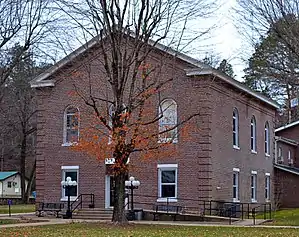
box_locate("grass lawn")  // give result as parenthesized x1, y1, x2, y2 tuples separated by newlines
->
(0, 204, 35, 214)
(268, 208, 299, 226)
(0, 223, 299, 237)
(0, 219, 19, 225)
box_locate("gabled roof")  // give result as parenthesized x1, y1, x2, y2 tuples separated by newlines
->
(275, 120, 299, 132)
(0, 171, 18, 181)
(185, 68, 279, 109)
(274, 164, 299, 176)
(30, 36, 209, 88)
(30, 35, 280, 109)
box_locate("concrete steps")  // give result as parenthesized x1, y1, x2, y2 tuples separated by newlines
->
(72, 208, 113, 220)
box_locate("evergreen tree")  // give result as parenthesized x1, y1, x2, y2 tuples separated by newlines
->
(243, 17, 299, 122)
(217, 59, 235, 78)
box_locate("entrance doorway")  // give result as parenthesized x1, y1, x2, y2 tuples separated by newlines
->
(105, 175, 129, 209)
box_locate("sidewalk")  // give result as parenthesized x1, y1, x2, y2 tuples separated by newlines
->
(1, 214, 299, 229)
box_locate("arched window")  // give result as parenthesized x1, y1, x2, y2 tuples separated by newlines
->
(159, 99, 178, 143)
(233, 108, 239, 148)
(251, 116, 257, 152)
(108, 104, 115, 144)
(63, 106, 79, 144)
(264, 122, 270, 155)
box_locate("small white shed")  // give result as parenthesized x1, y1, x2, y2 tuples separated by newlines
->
(0, 172, 28, 198)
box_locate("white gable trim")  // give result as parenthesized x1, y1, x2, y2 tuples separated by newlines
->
(185, 68, 280, 109)
(30, 35, 208, 88)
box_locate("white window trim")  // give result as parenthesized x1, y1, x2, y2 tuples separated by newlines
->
(157, 164, 178, 200)
(158, 99, 178, 144)
(251, 172, 257, 202)
(61, 166, 79, 170)
(251, 116, 257, 152)
(233, 145, 240, 150)
(158, 164, 178, 168)
(62, 106, 80, 145)
(61, 166, 79, 200)
(233, 169, 240, 202)
(157, 198, 178, 202)
(233, 108, 239, 148)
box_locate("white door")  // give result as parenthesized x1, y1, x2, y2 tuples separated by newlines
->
(105, 175, 114, 208)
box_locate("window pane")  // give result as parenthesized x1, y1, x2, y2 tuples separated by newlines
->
(233, 187, 237, 198)
(64, 171, 78, 197)
(66, 186, 77, 197)
(233, 173, 236, 185)
(233, 133, 236, 146)
(162, 170, 175, 183)
(65, 171, 77, 181)
(66, 129, 78, 142)
(161, 185, 175, 197)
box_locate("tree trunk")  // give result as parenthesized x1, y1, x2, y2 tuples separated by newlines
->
(20, 133, 27, 203)
(25, 160, 36, 203)
(112, 171, 127, 223)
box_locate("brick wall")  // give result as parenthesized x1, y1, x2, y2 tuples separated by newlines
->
(208, 77, 275, 204)
(34, 42, 277, 209)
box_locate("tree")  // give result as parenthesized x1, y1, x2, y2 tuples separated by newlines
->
(201, 54, 235, 78)
(243, 20, 299, 122)
(0, 0, 58, 101)
(202, 53, 221, 68)
(57, 0, 216, 223)
(0, 44, 48, 203)
(236, 0, 299, 63)
(217, 59, 235, 78)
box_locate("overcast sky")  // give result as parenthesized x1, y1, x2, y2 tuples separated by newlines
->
(204, 0, 252, 81)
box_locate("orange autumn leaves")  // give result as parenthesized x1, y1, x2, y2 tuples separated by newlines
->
(68, 62, 199, 173)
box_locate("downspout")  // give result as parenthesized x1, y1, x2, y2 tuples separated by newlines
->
(1, 181, 3, 198)
(274, 136, 278, 164)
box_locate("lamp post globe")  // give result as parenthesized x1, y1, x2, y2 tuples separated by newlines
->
(125, 176, 140, 220)
(61, 176, 77, 219)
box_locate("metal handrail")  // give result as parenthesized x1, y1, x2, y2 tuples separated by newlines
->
(251, 203, 271, 225)
(132, 194, 271, 223)
(70, 193, 94, 213)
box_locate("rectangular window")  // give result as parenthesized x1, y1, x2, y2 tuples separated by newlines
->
(233, 169, 240, 202)
(251, 172, 257, 202)
(251, 117, 257, 152)
(288, 150, 293, 165)
(61, 166, 79, 200)
(264, 123, 270, 155)
(233, 109, 239, 148)
(158, 164, 178, 201)
(265, 174, 270, 201)
(278, 147, 283, 162)
(7, 182, 12, 188)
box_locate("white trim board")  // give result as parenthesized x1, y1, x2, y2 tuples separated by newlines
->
(61, 166, 79, 170)
(275, 120, 299, 132)
(157, 164, 178, 168)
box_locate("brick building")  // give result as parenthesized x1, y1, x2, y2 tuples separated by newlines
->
(274, 121, 299, 208)
(30, 37, 279, 210)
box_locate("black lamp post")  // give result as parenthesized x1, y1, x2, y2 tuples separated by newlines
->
(125, 176, 140, 220)
(61, 176, 77, 219)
